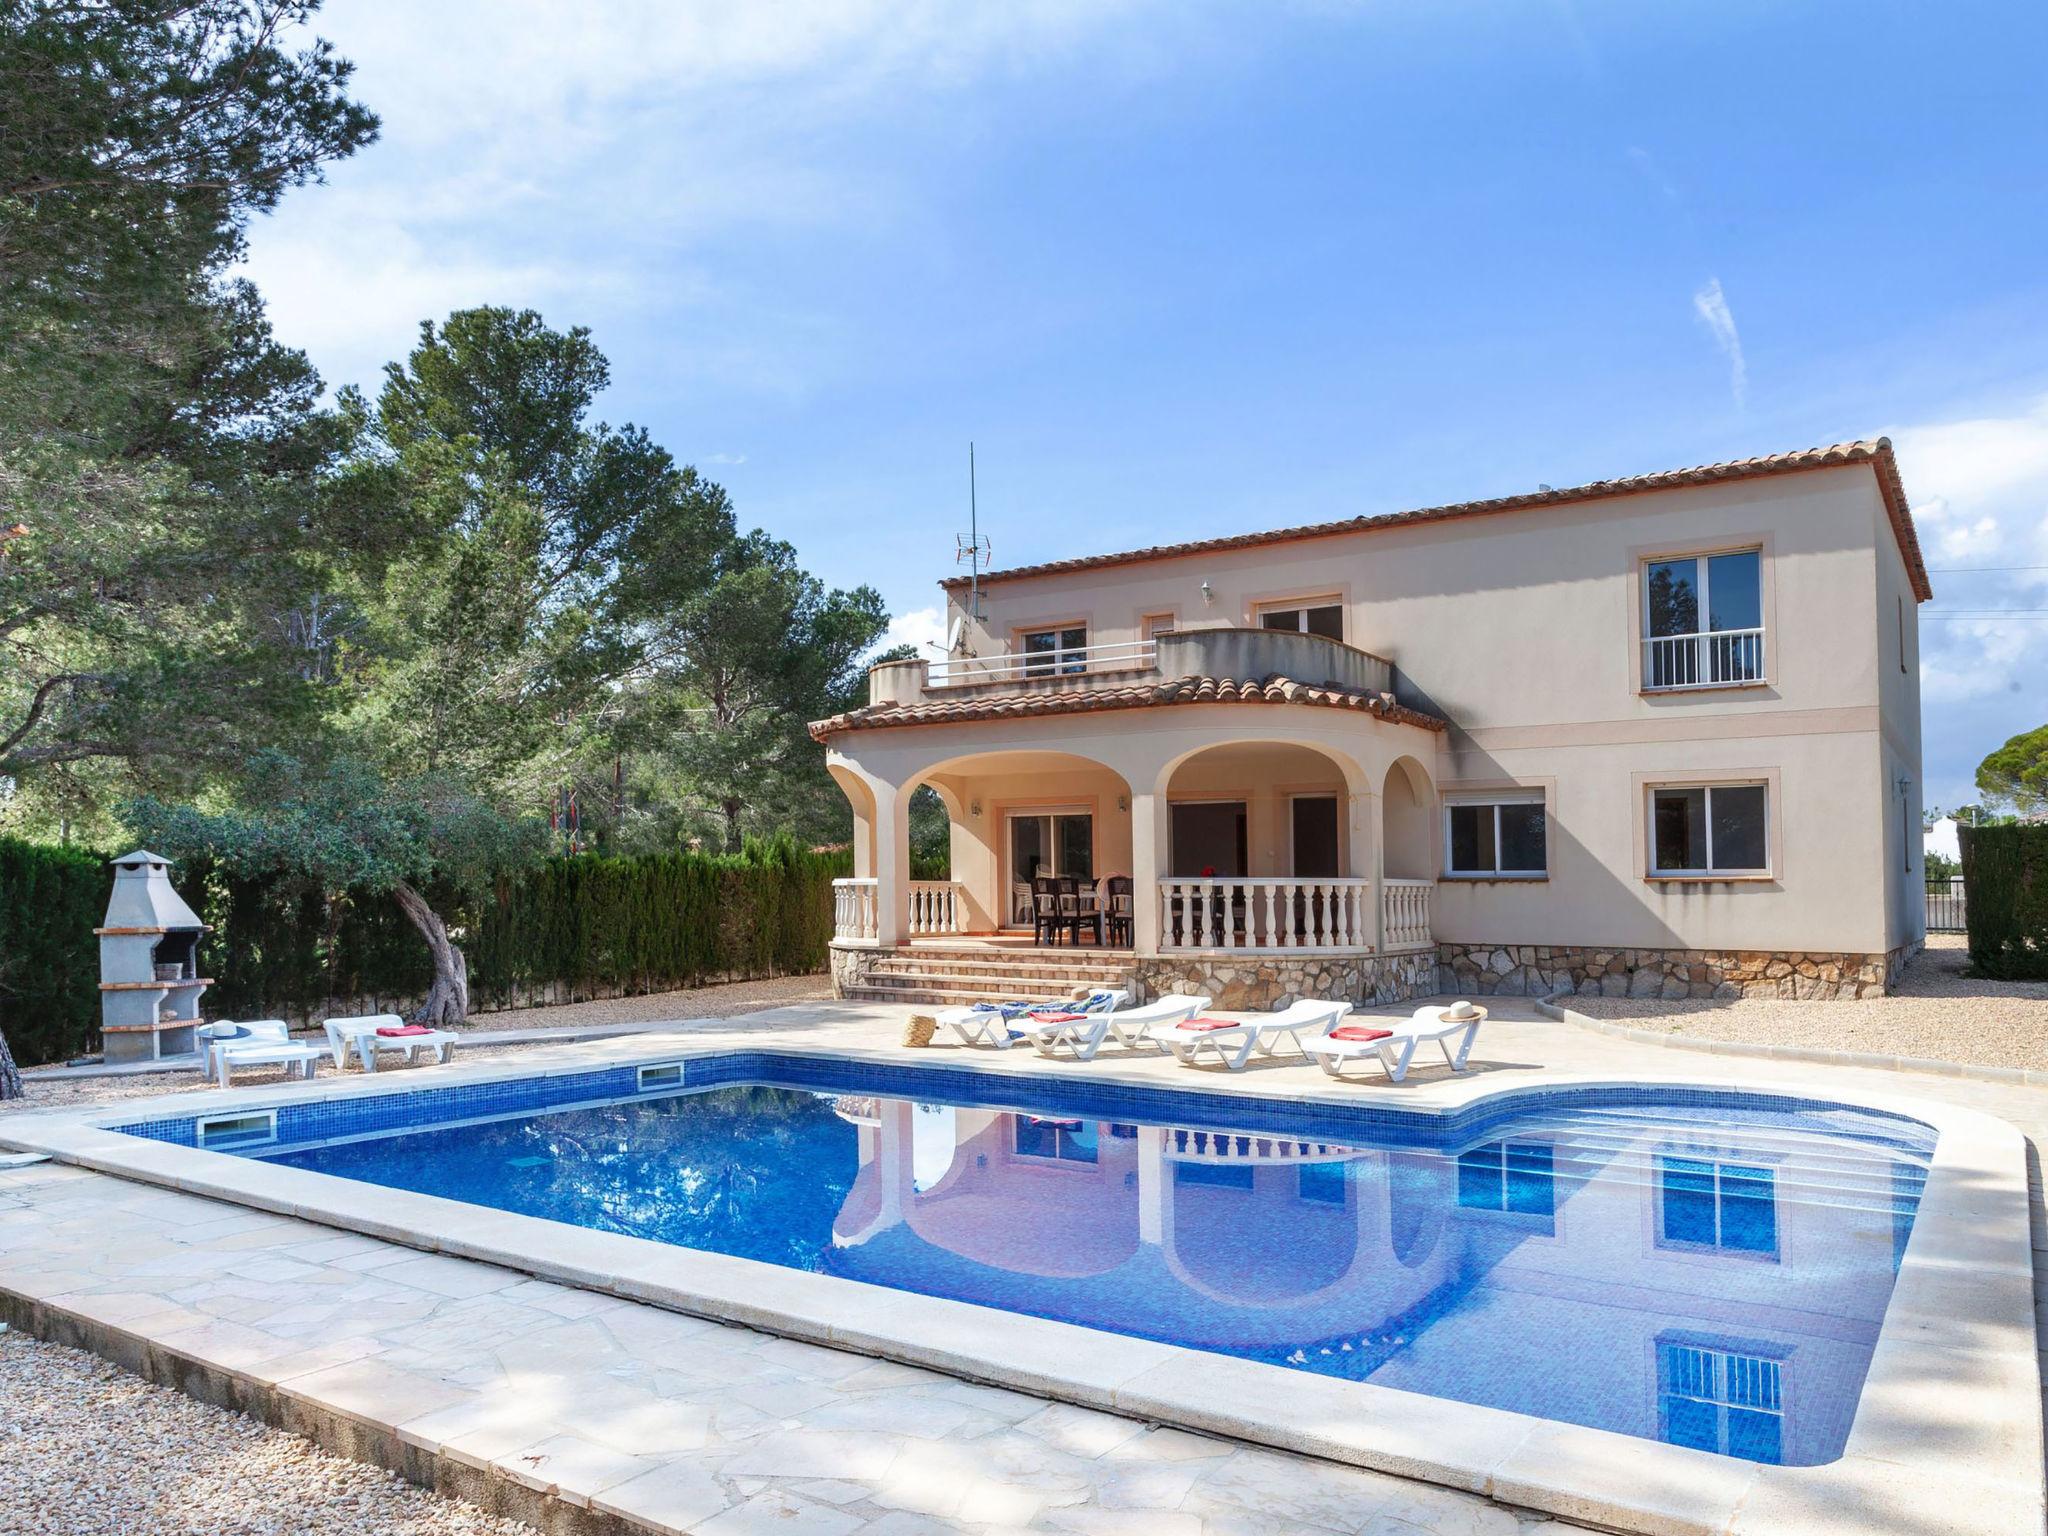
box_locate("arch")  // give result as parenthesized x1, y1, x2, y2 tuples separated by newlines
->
(1157, 738, 1370, 880)
(898, 748, 1136, 936)
(827, 763, 879, 877)
(1381, 754, 1436, 881)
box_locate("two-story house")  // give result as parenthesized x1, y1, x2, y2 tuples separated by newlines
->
(811, 440, 1928, 1009)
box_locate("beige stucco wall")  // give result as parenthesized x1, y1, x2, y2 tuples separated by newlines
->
(831, 462, 1923, 957)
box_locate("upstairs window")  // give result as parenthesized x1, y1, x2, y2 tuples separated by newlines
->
(1445, 794, 1547, 878)
(1259, 601, 1344, 640)
(1643, 549, 1763, 689)
(1020, 625, 1088, 676)
(1659, 1341, 1784, 1464)
(1650, 783, 1768, 876)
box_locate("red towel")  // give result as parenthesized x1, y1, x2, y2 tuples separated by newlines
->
(376, 1024, 433, 1037)
(1328, 1026, 1394, 1043)
(1176, 1017, 1241, 1032)
(1028, 1011, 1087, 1024)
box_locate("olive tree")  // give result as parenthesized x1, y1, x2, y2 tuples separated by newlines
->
(128, 753, 540, 1025)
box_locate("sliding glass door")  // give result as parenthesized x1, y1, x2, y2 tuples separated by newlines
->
(1006, 810, 1094, 925)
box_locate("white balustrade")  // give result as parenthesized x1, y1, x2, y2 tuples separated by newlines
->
(1163, 1127, 1368, 1165)
(928, 638, 1156, 689)
(1380, 877, 1434, 952)
(1642, 627, 1766, 690)
(832, 877, 878, 942)
(1155, 877, 1375, 952)
(908, 880, 964, 936)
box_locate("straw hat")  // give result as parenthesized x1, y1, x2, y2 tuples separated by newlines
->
(1442, 999, 1485, 1022)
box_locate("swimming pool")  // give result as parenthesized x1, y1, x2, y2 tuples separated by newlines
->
(119, 1054, 1934, 1468)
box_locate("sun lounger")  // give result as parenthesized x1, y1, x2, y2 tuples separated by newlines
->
(204, 1020, 325, 1088)
(1017, 992, 1209, 1061)
(1307, 1003, 1488, 1083)
(936, 989, 1130, 1049)
(1146, 998, 1352, 1072)
(321, 1013, 458, 1072)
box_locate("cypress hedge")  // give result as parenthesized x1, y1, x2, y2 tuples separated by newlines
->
(1959, 823, 2048, 980)
(0, 837, 111, 1067)
(0, 840, 861, 1066)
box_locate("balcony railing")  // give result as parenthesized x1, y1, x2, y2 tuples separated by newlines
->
(1642, 627, 1766, 691)
(1380, 878, 1434, 952)
(832, 877, 964, 940)
(1157, 877, 1376, 952)
(833, 878, 878, 941)
(928, 638, 1157, 689)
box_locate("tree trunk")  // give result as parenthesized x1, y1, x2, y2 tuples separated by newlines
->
(721, 797, 743, 855)
(393, 880, 469, 1027)
(0, 1027, 21, 1101)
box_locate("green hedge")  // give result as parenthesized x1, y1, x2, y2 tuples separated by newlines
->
(1959, 823, 2048, 980)
(0, 837, 112, 1067)
(0, 841, 856, 1066)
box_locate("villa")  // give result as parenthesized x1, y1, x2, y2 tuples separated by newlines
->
(815, 440, 1930, 1008)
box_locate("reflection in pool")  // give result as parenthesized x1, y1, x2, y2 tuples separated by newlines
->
(268, 1080, 1931, 1467)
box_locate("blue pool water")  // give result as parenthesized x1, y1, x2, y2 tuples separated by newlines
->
(127, 1058, 1934, 1466)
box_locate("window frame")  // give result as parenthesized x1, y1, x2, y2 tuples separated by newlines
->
(1016, 622, 1090, 676)
(1646, 781, 1770, 879)
(1654, 1152, 1781, 1261)
(1638, 545, 1767, 692)
(1253, 596, 1345, 640)
(1442, 791, 1548, 880)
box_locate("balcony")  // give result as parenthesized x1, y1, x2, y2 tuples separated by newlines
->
(1642, 627, 1767, 691)
(874, 626, 1394, 705)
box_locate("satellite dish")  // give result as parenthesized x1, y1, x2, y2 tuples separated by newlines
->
(945, 614, 966, 653)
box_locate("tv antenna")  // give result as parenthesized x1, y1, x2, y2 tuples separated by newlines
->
(953, 442, 992, 648)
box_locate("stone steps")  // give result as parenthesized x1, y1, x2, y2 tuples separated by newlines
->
(846, 945, 1137, 1009)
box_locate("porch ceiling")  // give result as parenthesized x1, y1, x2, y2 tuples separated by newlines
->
(808, 672, 1446, 741)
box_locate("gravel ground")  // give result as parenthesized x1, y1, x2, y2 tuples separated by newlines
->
(1569, 935, 2048, 1070)
(1, 972, 832, 1117)
(0, 1327, 531, 1536)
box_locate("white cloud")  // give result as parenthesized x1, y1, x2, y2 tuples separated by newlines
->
(1691, 277, 1746, 408)
(1889, 395, 2048, 804)
(244, 1, 1171, 392)
(881, 605, 949, 657)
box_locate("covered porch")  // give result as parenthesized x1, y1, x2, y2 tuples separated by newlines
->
(818, 687, 1445, 1003)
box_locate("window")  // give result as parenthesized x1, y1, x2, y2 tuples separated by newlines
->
(1649, 783, 1767, 876)
(1141, 612, 1177, 639)
(1659, 1342, 1783, 1464)
(1013, 1116, 1098, 1164)
(1020, 625, 1088, 676)
(1259, 601, 1344, 640)
(1642, 549, 1763, 688)
(1298, 1161, 1348, 1205)
(1657, 1155, 1778, 1256)
(1444, 795, 1546, 877)
(1455, 1140, 1555, 1230)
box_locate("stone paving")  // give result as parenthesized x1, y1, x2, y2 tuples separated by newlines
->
(6, 994, 2048, 1535)
(0, 1157, 1588, 1536)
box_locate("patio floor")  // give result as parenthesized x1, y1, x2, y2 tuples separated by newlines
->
(4, 997, 2045, 1536)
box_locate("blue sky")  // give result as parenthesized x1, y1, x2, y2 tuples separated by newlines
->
(249, 1, 2048, 811)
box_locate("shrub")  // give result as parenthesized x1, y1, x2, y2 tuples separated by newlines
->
(0, 841, 854, 1065)
(0, 837, 111, 1067)
(1959, 823, 2048, 980)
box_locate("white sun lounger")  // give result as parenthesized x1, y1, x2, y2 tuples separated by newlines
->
(1146, 998, 1352, 1072)
(1307, 1004, 1488, 1083)
(1018, 992, 1210, 1061)
(321, 1013, 458, 1072)
(203, 1020, 325, 1088)
(936, 989, 1130, 1050)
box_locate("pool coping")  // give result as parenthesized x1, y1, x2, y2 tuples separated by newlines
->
(3, 1029, 2042, 1536)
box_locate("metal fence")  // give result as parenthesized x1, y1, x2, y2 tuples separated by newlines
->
(1925, 877, 1967, 933)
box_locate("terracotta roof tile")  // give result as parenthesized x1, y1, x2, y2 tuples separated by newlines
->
(809, 674, 1446, 741)
(939, 439, 1933, 602)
